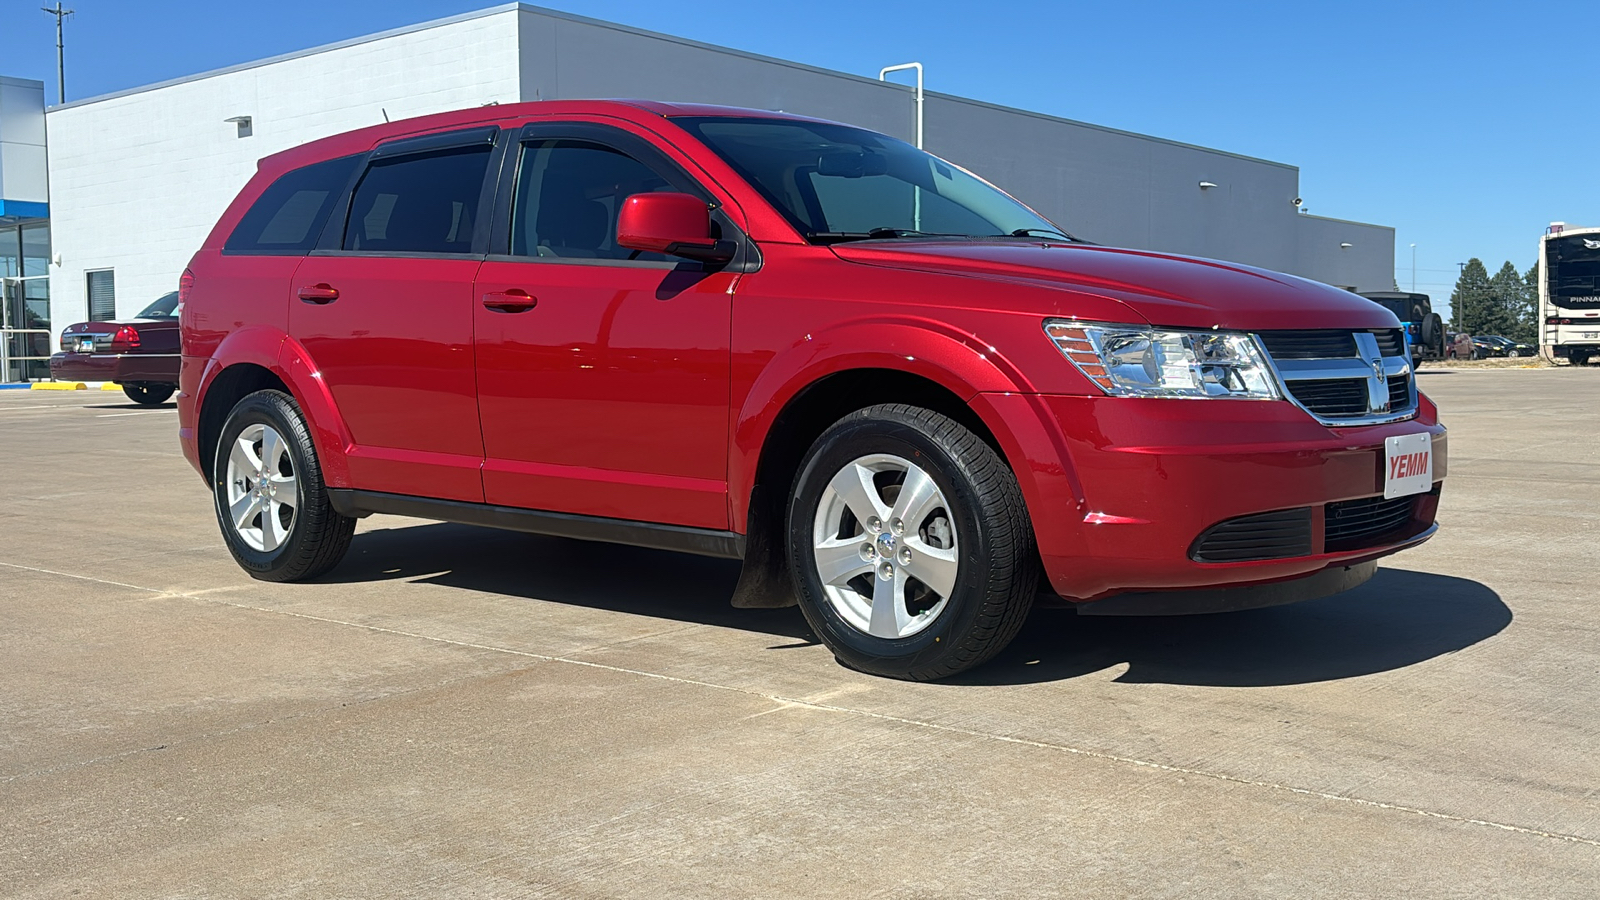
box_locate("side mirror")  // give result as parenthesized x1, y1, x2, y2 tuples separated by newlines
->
(616, 192, 736, 265)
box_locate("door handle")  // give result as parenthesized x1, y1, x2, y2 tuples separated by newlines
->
(298, 284, 339, 304)
(482, 289, 537, 313)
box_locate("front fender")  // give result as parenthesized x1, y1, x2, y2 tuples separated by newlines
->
(730, 317, 1046, 531)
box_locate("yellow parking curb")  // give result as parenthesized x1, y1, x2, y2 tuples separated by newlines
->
(31, 382, 87, 391)
(101, 382, 122, 390)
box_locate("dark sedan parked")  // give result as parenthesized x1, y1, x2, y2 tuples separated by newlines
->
(1474, 335, 1537, 358)
(50, 292, 180, 405)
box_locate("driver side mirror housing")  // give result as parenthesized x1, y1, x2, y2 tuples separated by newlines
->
(616, 192, 736, 265)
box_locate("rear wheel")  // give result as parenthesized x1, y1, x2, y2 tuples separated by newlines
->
(122, 383, 175, 406)
(213, 390, 354, 581)
(787, 404, 1037, 681)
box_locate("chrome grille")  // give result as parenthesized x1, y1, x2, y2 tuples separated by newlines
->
(1255, 329, 1416, 425)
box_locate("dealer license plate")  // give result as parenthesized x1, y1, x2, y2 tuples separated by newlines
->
(1384, 432, 1433, 499)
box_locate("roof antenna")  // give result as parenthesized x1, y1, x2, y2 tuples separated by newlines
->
(381, 108, 390, 123)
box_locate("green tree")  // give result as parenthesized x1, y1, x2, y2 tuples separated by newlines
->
(1450, 258, 1493, 332)
(1520, 262, 1541, 342)
(1484, 261, 1527, 338)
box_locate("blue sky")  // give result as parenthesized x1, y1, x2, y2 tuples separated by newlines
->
(2, 1, 1591, 305)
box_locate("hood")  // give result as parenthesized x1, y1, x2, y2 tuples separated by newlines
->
(831, 240, 1399, 332)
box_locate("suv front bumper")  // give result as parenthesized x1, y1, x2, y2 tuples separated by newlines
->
(981, 391, 1447, 603)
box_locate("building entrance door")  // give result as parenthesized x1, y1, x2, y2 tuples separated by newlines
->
(1, 275, 51, 383)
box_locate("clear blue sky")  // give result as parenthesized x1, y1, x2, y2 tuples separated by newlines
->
(3, 0, 1592, 306)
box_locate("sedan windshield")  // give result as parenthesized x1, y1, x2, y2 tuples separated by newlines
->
(136, 292, 180, 319)
(672, 116, 1067, 243)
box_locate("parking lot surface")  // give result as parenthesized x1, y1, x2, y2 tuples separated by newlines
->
(2, 369, 1597, 898)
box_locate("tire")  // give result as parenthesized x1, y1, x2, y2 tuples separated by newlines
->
(786, 404, 1038, 681)
(123, 383, 175, 406)
(212, 389, 355, 582)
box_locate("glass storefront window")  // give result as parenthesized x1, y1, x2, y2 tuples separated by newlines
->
(3, 222, 52, 382)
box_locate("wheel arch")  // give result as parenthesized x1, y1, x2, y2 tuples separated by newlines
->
(194, 331, 352, 487)
(728, 323, 1060, 609)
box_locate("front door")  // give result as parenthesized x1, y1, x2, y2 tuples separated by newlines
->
(289, 129, 499, 502)
(473, 128, 735, 529)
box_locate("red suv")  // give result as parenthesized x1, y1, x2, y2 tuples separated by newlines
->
(179, 101, 1445, 680)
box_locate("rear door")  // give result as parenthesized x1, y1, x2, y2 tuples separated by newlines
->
(289, 127, 502, 502)
(472, 121, 737, 528)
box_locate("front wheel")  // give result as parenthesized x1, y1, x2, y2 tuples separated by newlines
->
(212, 389, 355, 582)
(787, 404, 1037, 681)
(123, 383, 175, 406)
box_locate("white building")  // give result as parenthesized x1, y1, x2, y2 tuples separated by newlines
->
(41, 3, 1396, 328)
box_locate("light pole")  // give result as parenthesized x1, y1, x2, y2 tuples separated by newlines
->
(877, 62, 924, 149)
(1410, 243, 1417, 293)
(41, 3, 73, 105)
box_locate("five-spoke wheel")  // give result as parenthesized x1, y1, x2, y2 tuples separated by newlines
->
(789, 404, 1037, 681)
(212, 390, 354, 582)
(813, 454, 959, 640)
(225, 422, 299, 552)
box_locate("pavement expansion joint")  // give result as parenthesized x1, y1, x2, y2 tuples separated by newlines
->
(5, 559, 1599, 851)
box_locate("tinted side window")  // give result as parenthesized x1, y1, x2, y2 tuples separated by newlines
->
(511, 140, 675, 261)
(343, 145, 493, 254)
(225, 155, 360, 255)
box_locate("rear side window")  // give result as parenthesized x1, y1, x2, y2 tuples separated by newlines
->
(224, 155, 360, 255)
(343, 146, 493, 254)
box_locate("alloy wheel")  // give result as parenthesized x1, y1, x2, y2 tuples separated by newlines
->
(224, 423, 299, 552)
(811, 453, 959, 639)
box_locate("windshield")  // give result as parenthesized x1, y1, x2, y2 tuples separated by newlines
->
(673, 116, 1065, 243)
(135, 292, 179, 319)
(1546, 234, 1600, 308)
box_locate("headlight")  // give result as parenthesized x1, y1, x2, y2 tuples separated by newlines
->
(1045, 320, 1280, 399)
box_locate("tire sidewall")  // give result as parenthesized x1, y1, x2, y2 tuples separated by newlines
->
(212, 391, 312, 576)
(787, 413, 997, 675)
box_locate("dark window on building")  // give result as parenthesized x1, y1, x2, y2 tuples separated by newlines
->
(343, 145, 492, 254)
(86, 269, 115, 321)
(224, 154, 360, 256)
(511, 140, 674, 262)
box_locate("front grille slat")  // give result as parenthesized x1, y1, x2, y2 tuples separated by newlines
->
(1191, 507, 1313, 562)
(1286, 378, 1368, 417)
(1258, 331, 1357, 359)
(1257, 328, 1415, 422)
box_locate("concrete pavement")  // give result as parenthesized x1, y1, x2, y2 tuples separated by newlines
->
(1, 369, 1596, 898)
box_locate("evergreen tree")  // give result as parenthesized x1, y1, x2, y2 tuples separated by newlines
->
(1484, 261, 1526, 338)
(1520, 262, 1541, 342)
(1449, 258, 1493, 332)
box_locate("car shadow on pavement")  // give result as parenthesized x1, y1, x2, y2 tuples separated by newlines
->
(322, 525, 1508, 687)
(319, 521, 813, 640)
(955, 568, 1510, 688)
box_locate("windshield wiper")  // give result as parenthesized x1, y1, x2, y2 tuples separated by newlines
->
(807, 228, 963, 244)
(1009, 227, 1085, 242)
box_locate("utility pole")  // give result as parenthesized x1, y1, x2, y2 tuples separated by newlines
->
(1457, 261, 1467, 331)
(42, 3, 74, 105)
(1410, 243, 1417, 293)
